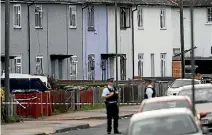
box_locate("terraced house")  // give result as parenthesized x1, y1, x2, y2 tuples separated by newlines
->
(170, 0, 212, 76)
(83, 0, 212, 79)
(1, 1, 83, 80)
(1, 0, 212, 80)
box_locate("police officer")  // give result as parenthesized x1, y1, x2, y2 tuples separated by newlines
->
(102, 78, 121, 134)
(144, 79, 156, 99)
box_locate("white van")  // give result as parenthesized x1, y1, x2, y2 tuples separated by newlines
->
(1, 73, 49, 88)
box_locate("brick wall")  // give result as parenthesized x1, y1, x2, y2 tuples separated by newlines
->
(172, 61, 182, 77)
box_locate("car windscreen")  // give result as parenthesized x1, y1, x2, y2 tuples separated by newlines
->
(130, 114, 198, 135)
(170, 80, 199, 88)
(178, 88, 212, 103)
(142, 100, 191, 112)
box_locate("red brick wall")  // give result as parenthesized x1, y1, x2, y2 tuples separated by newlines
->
(172, 61, 182, 77)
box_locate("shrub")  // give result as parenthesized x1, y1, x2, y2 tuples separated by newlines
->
(47, 76, 59, 89)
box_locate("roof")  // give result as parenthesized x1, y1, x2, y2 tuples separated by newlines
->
(131, 108, 192, 122)
(1, 0, 212, 6)
(143, 96, 189, 103)
(168, 0, 212, 7)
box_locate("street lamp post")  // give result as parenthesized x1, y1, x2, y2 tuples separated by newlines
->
(190, 0, 195, 115)
(115, 0, 118, 87)
(180, 0, 185, 78)
(4, 0, 11, 123)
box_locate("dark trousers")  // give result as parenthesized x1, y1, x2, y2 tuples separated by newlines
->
(106, 102, 119, 132)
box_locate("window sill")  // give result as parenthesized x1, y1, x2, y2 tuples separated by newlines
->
(138, 27, 144, 30)
(120, 26, 130, 30)
(160, 28, 167, 30)
(35, 26, 43, 29)
(69, 26, 77, 29)
(205, 22, 212, 25)
(88, 27, 95, 31)
(14, 26, 21, 29)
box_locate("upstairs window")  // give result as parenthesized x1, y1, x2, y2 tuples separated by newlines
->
(69, 5, 77, 28)
(120, 7, 130, 29)
(137, 6, 143, 28)
(13, 4, 21, 28)
(207, 7, 212, 23)
(160, 9, 166, 29)
(173, 48, 181, 56)
(88, 5, 95, 31)
(35, 5, 43, 28)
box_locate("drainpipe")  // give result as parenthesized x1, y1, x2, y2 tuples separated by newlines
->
(66, 5, 68, 79)
(82, 4, 88, 79)
(27, 2, 34, 74)
(132, 6, 137, 79)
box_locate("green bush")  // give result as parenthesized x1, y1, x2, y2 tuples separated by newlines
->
(58, 83, 107, 89)
(8, 115, 21, 123)
(1, 114, 21, 123)
(48, 76, 59, 89)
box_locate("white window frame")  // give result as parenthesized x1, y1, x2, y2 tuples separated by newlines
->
(88, 5, 95, 31)
(69, 5, 77, 28)
(173, 48, 181, 56)
(207, 7, 212, 23)
(138, 53, 144, 77)
(137, 6, 144, 29)
(14, 56, 22, 73)
(120, 7, 130, 29)
(35, 56, 44, 74)
(70, 56, 78, 80)
(150, 54, 155, 77)
(88, 54, 95, 80)
(160, 9, 166, 29)
(160, 53, 166, 77)
(35, 5, 43, 28)
(13, 4, 21, 28)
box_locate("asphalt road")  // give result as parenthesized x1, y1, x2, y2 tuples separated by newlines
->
(54, 118, 130, 135)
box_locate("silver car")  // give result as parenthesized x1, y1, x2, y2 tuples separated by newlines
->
(166, 79, 201, 96)
(177, 84, 212, 133)
(127, 108, 206, 135)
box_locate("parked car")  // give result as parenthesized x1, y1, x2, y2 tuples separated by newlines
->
(138, 96, 192, 112)
(166, 79, 201, 96)
(177, 84, 212, 133)
(127, 108, 206, 135)
(138, 96, 202, 128)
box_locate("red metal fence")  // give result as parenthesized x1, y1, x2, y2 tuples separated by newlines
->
(15, 91, 52, 118)
(14, 89, 94, 118)
(13, 81, 169, 118)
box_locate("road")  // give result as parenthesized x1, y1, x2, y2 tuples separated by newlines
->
(54, 118, 130, 135)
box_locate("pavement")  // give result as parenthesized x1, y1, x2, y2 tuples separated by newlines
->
(53, 117, 130, 135)
(42, 105, 139, 121)
(1, 105, 139, 135)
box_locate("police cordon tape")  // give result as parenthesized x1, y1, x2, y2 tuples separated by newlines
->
(2, 102, 141, 105)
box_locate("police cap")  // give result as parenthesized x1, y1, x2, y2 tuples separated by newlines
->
(107, 78, 114, 82)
